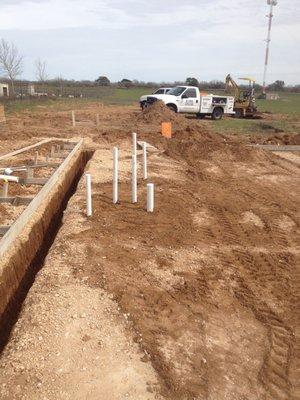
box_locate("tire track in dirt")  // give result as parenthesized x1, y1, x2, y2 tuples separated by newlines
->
(279, 252, 300, 400)
(194, 189, 296, 400)
(195, 140, 299, 398)
(234, 252, 293, 399)
(270, 153, 300, 174)
(77, 132, 299, 399)
(211, 243, 294, 400)
(233, 275, 293, 400)
(69, 175, 212, 400)
(93, 243, 211, 400)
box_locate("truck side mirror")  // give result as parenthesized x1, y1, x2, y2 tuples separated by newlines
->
(181, 94, 188, 99)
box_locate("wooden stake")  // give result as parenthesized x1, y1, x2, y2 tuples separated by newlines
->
(113, 147, 118, 204)
(27, 167, 33, 179)
(72, 110, 76, 127)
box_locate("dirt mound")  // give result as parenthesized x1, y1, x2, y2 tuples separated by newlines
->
(259, 122, 284, 133)
(136, 101, 179, 124)
(291, 133, 300, 144)
(1, 101, 300, 400)
(165, 135, 272, 165)
(152, 123, 274, 165)
(250, 132, 300, 145)
(165, 125, 223, 159)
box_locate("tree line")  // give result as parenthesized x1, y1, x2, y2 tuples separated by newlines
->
(0, 38, 299, 96)
(93, 76, 300, 93)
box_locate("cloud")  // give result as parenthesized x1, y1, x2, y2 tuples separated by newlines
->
(0, 0, 275, 30)
(0, 0, 299, 35)
(0, 0, 299, 83)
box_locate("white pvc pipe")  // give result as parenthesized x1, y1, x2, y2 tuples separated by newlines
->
(72, 110, 76, 127)
(132, 132, 137, 157)
(147, 183, 154, 212)
(113, 147, 118, 204)
(0, 174, 19, 183)
(4, 168, 13, 175)
(0, 167, 25, 173)
(2, 181, 8, 197)
(131, 155, 137, 203)
(85, 173, 92, 217)
(142, 141, 147, 180)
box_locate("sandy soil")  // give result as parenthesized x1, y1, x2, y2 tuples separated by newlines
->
(0, 203, 27, 225)
(0, 141, 73, 226)
(0, 102, 299, 400)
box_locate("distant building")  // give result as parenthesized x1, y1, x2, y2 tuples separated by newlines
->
(266, 93, 279, 100)
(0, 83, 9, 97)
(28, 84, 35, 96)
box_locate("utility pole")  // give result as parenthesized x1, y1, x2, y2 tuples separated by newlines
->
(262, 0, 278, 95)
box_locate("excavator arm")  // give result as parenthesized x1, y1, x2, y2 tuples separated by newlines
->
(225, 74, 257, 118)
(225, 74, 241, 99)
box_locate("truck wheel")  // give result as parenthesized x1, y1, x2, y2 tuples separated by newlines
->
(234, 109, 243, 118)
(167, 104, 177, 113)
(140, 101, 147, 110)
(196, 113, 206, 119)
(211, 107, 224, 120)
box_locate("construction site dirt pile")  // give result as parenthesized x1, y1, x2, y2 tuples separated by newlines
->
(148, 124, 275, 164)
(136, 101, 180, 124)
(70, 142, 299, 399)
(136, 104, 280, 163)
(0, 103, 299, 400)
(248, 132, 300, 145)
(264, 132, 300, 145)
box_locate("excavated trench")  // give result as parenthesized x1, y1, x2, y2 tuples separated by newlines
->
(0, 149, 94, 351)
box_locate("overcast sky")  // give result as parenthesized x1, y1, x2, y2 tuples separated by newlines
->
(0, 0, 299, 84)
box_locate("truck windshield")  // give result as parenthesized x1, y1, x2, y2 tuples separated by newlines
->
(154, 89, 165, 94)
(168, 87, 186, 96)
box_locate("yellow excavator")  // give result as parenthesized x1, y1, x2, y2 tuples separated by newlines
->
(225, 74, 257, 118)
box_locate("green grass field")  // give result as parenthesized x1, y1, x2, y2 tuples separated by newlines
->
(1, 87, 153, 113)
(257, 93, 300, 116)
(213, 92, 300, 135)
(105, 87, 152, 104)
(211, 117, 297, 136)
(2, 88, 300, 136)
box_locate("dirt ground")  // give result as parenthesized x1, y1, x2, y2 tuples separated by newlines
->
(0, 140, 74, 225)
(0, 102, 299, 400)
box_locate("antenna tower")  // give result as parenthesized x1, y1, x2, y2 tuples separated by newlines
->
(262, 0, 278, 94)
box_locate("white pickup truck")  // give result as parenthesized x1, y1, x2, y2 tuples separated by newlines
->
(145, 86, 235, 120)
(140, 87, 172, 109)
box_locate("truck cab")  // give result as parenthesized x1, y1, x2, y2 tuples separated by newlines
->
(140, 87, 172, 109)
(145, 86, 235, 120)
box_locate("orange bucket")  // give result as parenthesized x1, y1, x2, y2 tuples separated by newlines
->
(161, 122, 172, 138)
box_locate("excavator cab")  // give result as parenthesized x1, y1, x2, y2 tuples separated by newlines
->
(225, 74, 257, 118)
